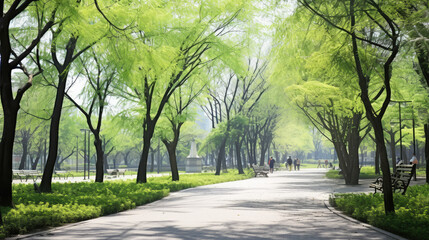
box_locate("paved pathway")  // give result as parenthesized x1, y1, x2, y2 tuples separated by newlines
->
(10, 168, 415, 240)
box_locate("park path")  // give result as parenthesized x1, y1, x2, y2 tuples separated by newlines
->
(10, 168, 407, 240)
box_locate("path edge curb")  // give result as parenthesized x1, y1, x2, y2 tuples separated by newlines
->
(324, 200, 408, 240)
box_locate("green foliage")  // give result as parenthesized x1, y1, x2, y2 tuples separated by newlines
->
(327, 166, 426, 180)
(326, 167, 381, 179)
(0, 171, 252, 238)
(333, 184, 429, 240)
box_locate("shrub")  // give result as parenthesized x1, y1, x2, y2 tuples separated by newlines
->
(333, 184, 429, 240)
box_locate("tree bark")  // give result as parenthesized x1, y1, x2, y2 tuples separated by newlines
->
(18, 135, 29, 170)
(40, 73, 68, 193)
(137, 121, 155, 183)
(163, 141, 179, 181)
(389, 131, 397, 172)
(150, 147, 155, 172)
(215, 137, 227, 175)
(0, 108, 19, 206)
(94, 136, 104, 182)
(235, 140, 244, 174)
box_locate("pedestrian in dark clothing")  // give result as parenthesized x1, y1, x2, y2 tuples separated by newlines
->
(293, 159, 297, 171)
(269, 158, 275, 173)
(286, 156, 293, 171)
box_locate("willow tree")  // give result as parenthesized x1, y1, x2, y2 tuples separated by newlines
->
(288, 82, 368, 184)
(298, 0, 400, 214)
(64, 48, 117, 182)
(118, 0, 251, 183)
(159, 76, 206, 181)
(0, 0, 61, 207)
(38, 0, 120, 192)
(271, 7, 371, 184)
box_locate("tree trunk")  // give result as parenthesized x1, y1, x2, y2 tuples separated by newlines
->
(235, 140, 244, 174)
(40, 74, 68, 193)
(241, 150, 247, 168)
(373, 119, 395, 213)
(259, 145, 267, 166)
(215, 137, 227, 175)
(0, 109, 19, 207)
(18, 137, 29, 170)
(333, 140, 360, 185)
(54, 155, 61, 170)
(163, 141, 179, 181)
(415, 36, 429, 87)
(31, 155, 40, 170)
(229, 143, 234, 168)
(389, 131, 397, 172)
(94, 136, 104, 182)
(137, 123, 154, 183)
(150, 147, 155, 172)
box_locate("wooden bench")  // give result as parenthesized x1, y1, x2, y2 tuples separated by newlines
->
(369, 164, 416, 195)
(106, 169, 127, 178)
(252, 165, 269, 177)
(54, 170, 73, 180)
(13, 170, 42, 182)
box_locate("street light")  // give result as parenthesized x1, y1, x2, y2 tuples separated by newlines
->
(390, 100, 411, 161)
(76, 136, 79, 172)
(80, 129, 91, 180)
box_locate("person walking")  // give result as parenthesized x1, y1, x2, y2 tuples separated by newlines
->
(293, 158, 297, 171)
(269, 157, 275, 173)
(317, 160, 322, 168)
(286, 156, 293, 171)
(296, 158, 301, 171)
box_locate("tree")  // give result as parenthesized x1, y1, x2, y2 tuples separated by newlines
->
(0, 0, 57, 207)
(392, 1, 429, 183)
(118, 1, 249, 183)
(39, 0, 111, 192)
(298, 0, 401, 213)
(271, 8, 368, 184)
(65, 49, 116, 182)
(287, 81, 368, 184)
(159, 78, 205, 181)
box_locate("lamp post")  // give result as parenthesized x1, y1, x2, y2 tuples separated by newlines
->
(76, 136, 79, 172)
(81, 129, 87, 180)
(80, 129, 91, 180)
(390, 100, 411, 161)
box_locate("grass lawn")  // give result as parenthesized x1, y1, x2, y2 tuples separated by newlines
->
(326, 166, 427, 180)
(1, 170, 253, 238)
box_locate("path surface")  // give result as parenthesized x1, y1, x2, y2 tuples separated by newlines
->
(11, 168, 413, 240)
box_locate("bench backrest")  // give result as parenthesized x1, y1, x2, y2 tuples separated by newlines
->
(252, 165, 268, 171)
(106, 169, 117, 174)
(13, 170, 40, 174)
(393, 164, 416, 184)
